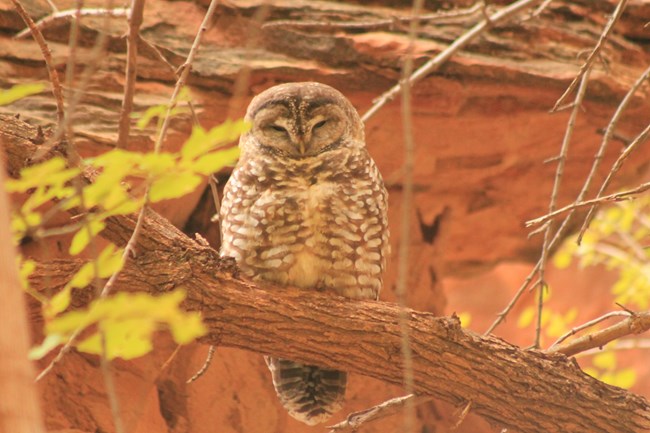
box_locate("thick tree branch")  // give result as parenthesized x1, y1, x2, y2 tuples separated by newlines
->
(3, 114, 650, 433)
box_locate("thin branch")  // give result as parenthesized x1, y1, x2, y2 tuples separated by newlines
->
(100, 335, 125, 433)
(14, 7, 130, 39)
(137, 35, 200, 125)
(32, 2, 118, 162)
(535, 70, 591, 348)
(361, 0, 542, 122)
(328, 395, 432, 432)
(394, 0, 425, 431)
(577, 122, 650, 243)
(525, 180, 650, 227)
(116, 0, 146, 148)
(551, 0, 629, 112)
(262, 4, 482, 32)
(10, 0, 66, 125)
(549, 312, 650, 357)
(548, 311, 631, 349)
(186, 345, 216, 384)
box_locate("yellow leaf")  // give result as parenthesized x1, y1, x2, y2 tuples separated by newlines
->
(546, 313, 568, 338)
(5, 157, 68, 192)
(45, 290, 206, 360)
(68, 262, 95, 289)
(593, 351, 617, 370)
(96, 244, 124, 278)
(517, 306, 535, 328)
(181, 119, 249, 161)
(582, 367, 599, 379)
(192, 147, 240, 175)
(19, 259, 36, 290)
(44, 286, 73, 319)
(149, 172, 202, 202)
(612, 368, 637, 389)
(0, 82, 45, 105)
(69, 219, 106, 255)
(28, 334, 63, 360)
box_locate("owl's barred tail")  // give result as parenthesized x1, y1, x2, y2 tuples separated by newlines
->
(266, 357, 347, 425)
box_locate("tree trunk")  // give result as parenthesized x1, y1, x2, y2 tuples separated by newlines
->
(0, 146, 46, 433)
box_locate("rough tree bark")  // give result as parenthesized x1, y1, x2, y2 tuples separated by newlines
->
(3, 115, 650, 433)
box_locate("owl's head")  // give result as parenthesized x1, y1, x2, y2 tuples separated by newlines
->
(241, 82, 364, 158)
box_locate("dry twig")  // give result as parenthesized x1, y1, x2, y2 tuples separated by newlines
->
(262, 4, 482, 32)
(535, 70, 592, 348)
(526, 181, 650, 227)
(551, 0, 629, 112)
(549, 311, 650, 357)
(577, 121, 650, 242)
(328, 395, 432, 432)
(14, 7, 129, 39)
(361, 0, 542, 122)
(10, 0, 66, 125)
(117, 0, 146, 148)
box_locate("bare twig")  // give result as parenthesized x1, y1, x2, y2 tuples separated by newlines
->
(99, 335, 125, 433)
(525, 181, 650, 227)
(529, 0, 554, 18)
(10, 0, 66, 125)
(548, 311, 631, 349)
(117, 0, 146, 148)
(548, 311, 650, 357)
(328, 395, 432, 432)
(394, 1, 425, 431)
(263, 4, 482, 32)
(551, 0, 629, 112)
(32, 1, 118, 162)
(361, 0, 542, 122)
(137, 35, 200, 125)
(535, 70, 592, 348)
(186, 345, 216, 384)
(578, 122, 650, 242)
(540, 63, 650, 231)
(14, 7, 129, 39)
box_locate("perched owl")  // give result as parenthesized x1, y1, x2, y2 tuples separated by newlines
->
(220, 82, 389, 425)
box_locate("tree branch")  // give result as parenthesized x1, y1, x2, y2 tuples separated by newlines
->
(3, 114, 650, 433)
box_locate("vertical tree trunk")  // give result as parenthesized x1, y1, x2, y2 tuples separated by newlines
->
(0, 148, 45, 433)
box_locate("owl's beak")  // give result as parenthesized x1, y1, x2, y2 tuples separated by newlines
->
(298, 141, 306, 154)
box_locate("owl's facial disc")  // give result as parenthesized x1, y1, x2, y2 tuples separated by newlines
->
(251, 99, 348, 158)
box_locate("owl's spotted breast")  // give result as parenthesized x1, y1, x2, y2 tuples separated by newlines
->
(221, 147, 388, 300)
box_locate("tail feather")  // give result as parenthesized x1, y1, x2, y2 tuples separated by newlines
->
(266, 357, 347, 425)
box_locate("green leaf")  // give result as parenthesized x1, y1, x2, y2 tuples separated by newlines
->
(181, 120, 249, 161)
(69, 219, 106, 255)
(149, 172, 202, 202)
(0, 83, 46, 106)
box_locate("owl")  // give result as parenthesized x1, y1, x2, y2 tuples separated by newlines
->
(220, 82, 390, 425)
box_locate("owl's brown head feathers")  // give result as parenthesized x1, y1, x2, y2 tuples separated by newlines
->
(241, 82, 364, 158)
